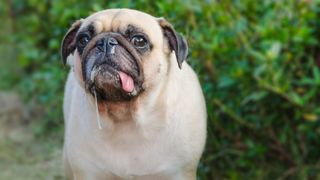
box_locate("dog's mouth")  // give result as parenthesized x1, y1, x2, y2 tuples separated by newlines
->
(89, 62, 137, 94)
(81, 33, 144, 102)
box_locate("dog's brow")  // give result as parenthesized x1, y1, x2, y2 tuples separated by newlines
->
(88, 24, 95, 34)
(78, 23, 96, 36)
(124, 24, 145, 36)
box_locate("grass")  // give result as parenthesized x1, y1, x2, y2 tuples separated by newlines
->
(0, 123, 64, 180)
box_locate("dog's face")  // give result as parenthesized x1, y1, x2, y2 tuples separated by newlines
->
(61, 9, 188, 102)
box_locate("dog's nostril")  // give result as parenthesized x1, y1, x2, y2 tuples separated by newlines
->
(107, 37, 118, 46)
(96, 40, 104, 50)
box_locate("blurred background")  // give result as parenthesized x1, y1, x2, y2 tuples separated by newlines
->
(0, 0, 320, 179)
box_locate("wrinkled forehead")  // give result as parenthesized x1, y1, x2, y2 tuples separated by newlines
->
(80, 9, 163, 41)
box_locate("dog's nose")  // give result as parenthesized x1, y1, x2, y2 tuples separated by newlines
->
(97, 37, 118, 54)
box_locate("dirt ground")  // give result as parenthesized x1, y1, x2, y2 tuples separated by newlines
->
(0, 92, 65, 180)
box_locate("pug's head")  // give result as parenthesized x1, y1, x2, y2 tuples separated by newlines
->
(61, 9, 188, 102)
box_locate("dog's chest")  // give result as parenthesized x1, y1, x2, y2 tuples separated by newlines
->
(67, 121, 186, 178)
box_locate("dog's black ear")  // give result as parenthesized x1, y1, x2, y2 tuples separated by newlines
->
(61, 19, 83, 65)
(158, 18, 188, 69)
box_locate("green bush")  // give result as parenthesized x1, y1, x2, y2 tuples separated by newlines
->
(1, 0, 319, 179)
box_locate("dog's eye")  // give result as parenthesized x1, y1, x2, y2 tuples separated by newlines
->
(78, 34, 90, 47)
(131, 35, 148, 48)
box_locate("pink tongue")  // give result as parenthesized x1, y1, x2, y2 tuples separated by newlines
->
(119, 71, 134, 93)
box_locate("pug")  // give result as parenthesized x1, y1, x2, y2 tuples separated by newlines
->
(61, 9, 207, 180)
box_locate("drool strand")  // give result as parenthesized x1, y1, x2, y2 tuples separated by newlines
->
(94, 90, 103, 130)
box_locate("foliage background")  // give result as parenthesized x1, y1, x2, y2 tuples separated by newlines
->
(0, 0, 320, 179)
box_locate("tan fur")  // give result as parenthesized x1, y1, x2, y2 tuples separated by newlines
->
(63, 9, 206, 180)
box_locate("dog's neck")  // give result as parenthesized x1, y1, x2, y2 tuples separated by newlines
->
(97, 100, 136, 122)
(93, 74, 170, 131)
(98, 87, 167, 120)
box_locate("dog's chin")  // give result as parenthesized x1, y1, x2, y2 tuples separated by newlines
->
(86, 64, 140, 102)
